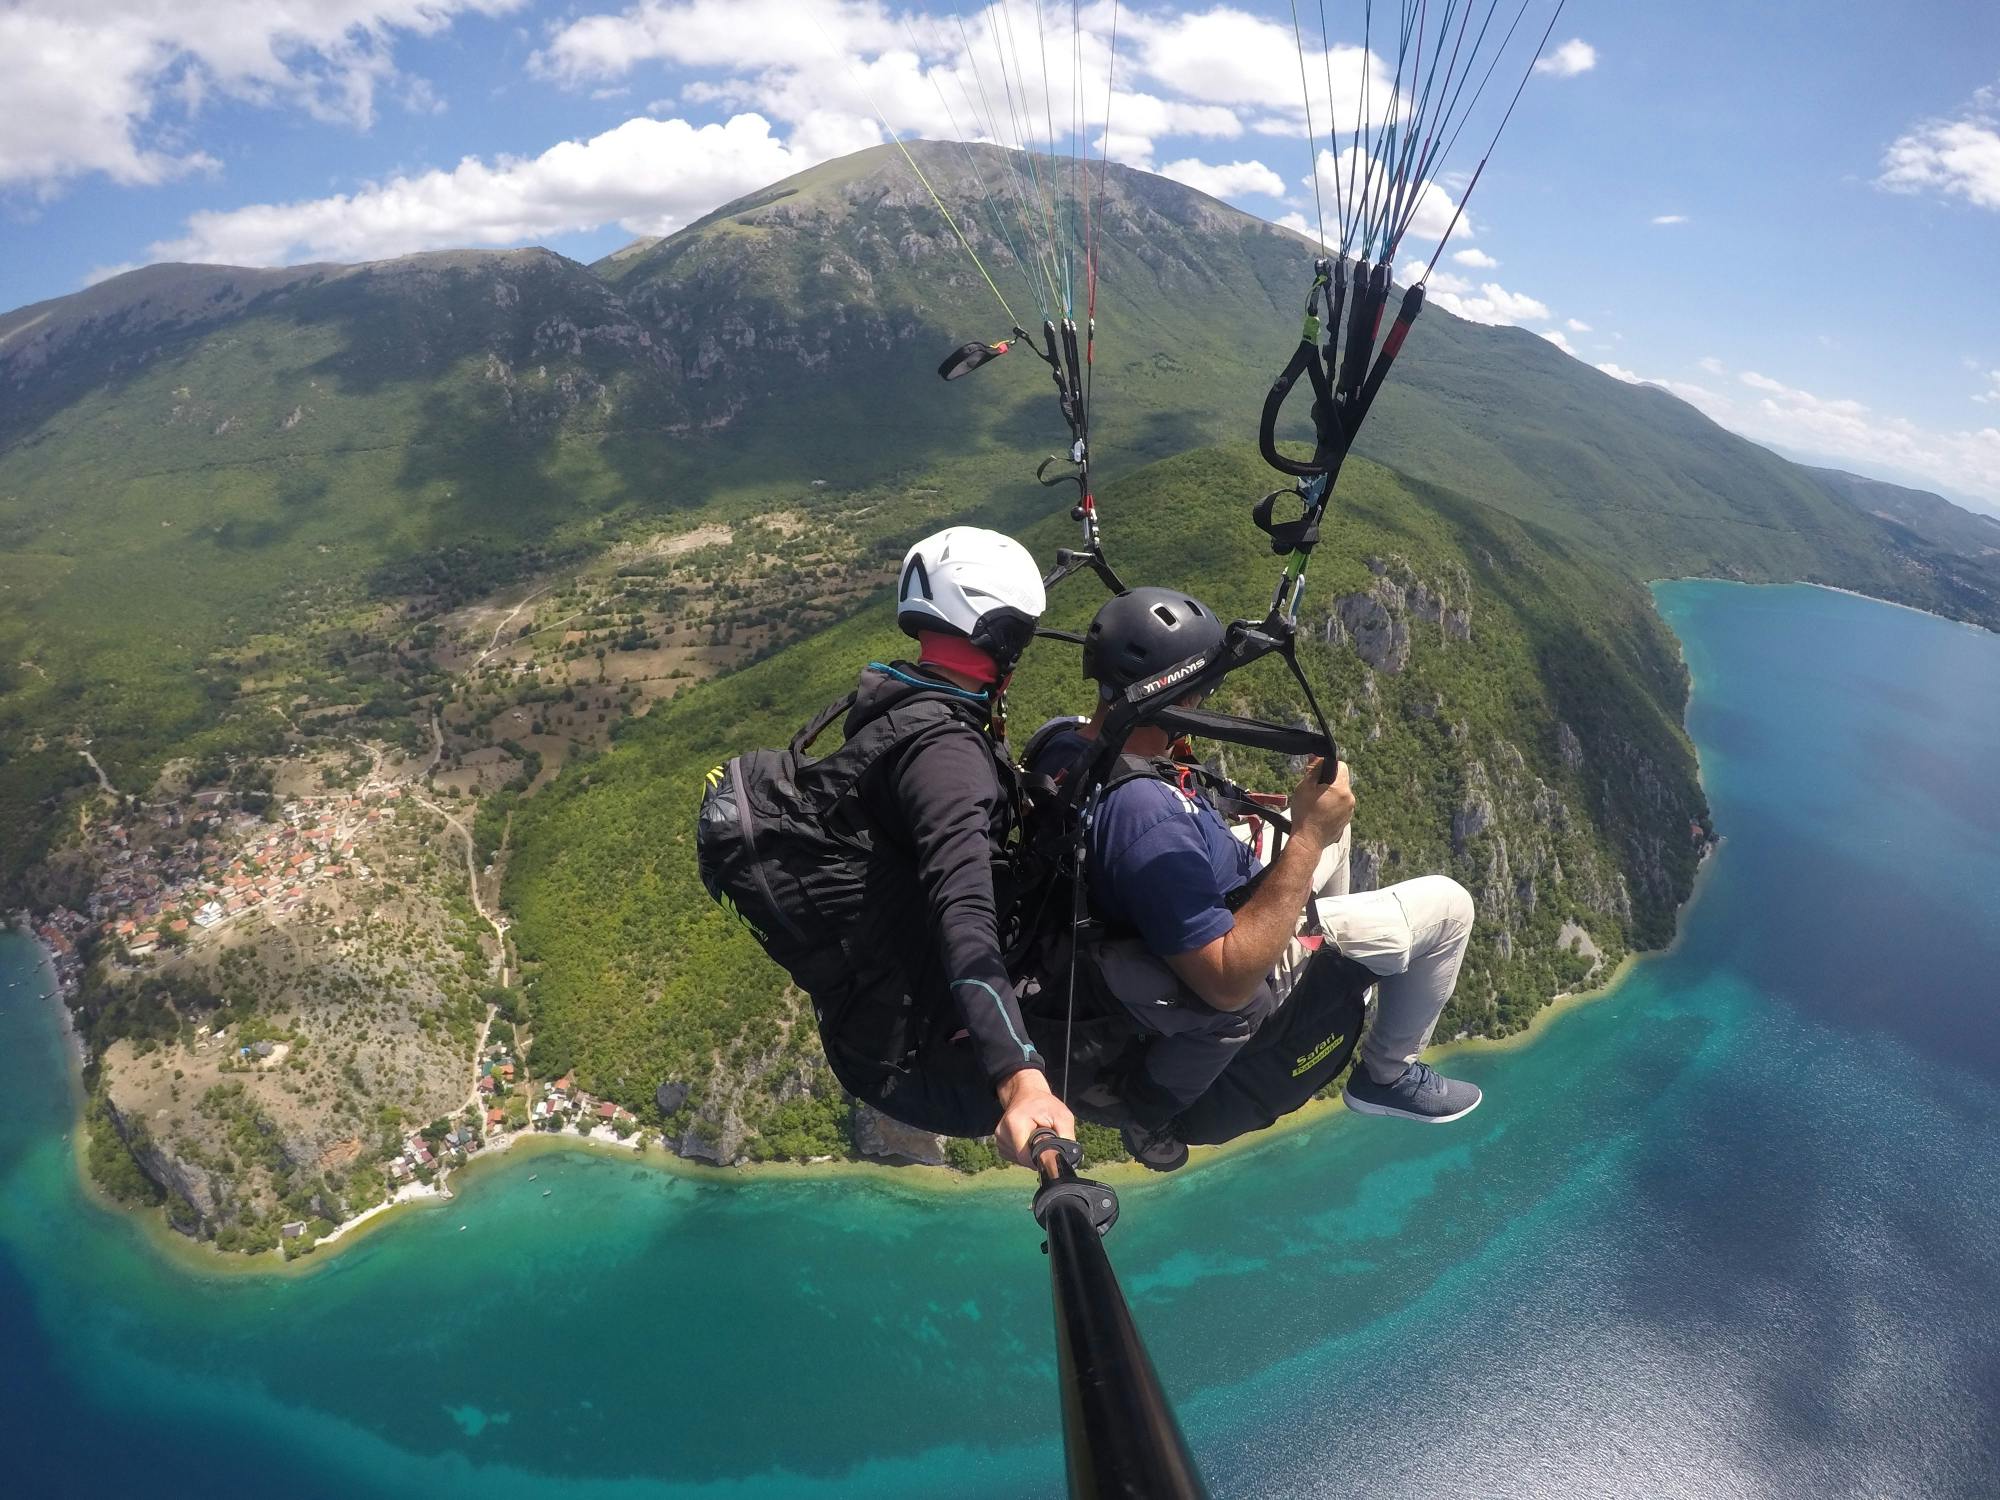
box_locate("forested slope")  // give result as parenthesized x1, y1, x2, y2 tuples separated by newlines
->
(504, 444, 1709, 1164)
(3, 141, 1976, 897)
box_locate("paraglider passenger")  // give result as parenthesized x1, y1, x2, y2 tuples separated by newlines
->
(816, 527, 1077, 1166)
(1029, 587, 1482, 1171)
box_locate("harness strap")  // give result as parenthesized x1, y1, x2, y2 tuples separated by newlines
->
(789, 692, 859, 758)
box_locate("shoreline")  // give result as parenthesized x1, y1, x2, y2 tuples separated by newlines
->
(25, 803, 1729, 1270)
(54, 921, 1688, 1276)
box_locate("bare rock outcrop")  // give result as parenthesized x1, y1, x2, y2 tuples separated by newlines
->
(852, 1104, 949, 1166)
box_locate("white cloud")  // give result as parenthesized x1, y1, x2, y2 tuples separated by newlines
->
(1534, 39, 1596, 78)
(1453, 247, 1498, 269)
(533, 0, 901, 81)
(1307, 144, 1467, 253)
(1589, 359, 2000, 506)
(1159, 157, 1283, 199)
(1540, 329, 1575, 354)
(1126, 8, 1395, 127)
(0, 0, 523, 193)
(534, 2, 1245, 177)
(1651, 213, 1687, 225)
(1565, 317, 1591, 332)
(1424, 267, 1549, 326)
(1273, 210, 1313, 236)
(1878, 85, 2000, 211)
(144, 112, 804, 266)
(1973, 369, 2000, 404)
(1697, 355, 1727, 375)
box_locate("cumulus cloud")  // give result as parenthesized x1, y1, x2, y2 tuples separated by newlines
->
(1126, 8, 1396, 128)
(1453, 247, 1499, 269)
(144, 112, 804, 265)
(1565, 317, 1591, 332)
(533, 0, 901, 81)
(1540, 329, 1575, 354)
(535, 2, 1254, 176)
(1158, 157, 1284, 199)
(1974, 369, 2000, 405)
(1878, 84, 2000, 211)
(1534, 39, 1596, 78)
(1307, 144, 1468, 250)
(1651, 213, 1687, 225)
(1424, 267, 1549, 326)
(1583, 356, 2000, 507)
(0, 0, 522, 192)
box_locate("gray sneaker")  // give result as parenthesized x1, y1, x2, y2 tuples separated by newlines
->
(1343, 1061, 1482, 1123)
(1120, 1121, 1190, 1172)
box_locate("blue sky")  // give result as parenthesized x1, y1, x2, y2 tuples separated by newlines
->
(4, 1, 1997, 508)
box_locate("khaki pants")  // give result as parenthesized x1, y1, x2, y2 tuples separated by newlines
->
(1260, 826, 1476, 1084)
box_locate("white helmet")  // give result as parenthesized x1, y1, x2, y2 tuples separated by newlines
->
(896, 526, 1046, 674)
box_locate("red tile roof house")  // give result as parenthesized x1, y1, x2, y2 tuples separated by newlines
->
(486, 1108, 505, 1129)
(478, 1075, 496, 1095)
(597, 1101, 617, 1121)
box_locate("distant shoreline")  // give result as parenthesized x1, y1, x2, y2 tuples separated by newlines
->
(44, 902, 1689, 1277)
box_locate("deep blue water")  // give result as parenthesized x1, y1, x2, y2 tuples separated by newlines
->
(1, 580, 1996, 1498)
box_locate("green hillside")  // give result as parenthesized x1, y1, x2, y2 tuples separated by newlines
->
(1805, 466, 2000, 621)
(504, 443, 1708, 1163)
(2, 140, 1977, 899)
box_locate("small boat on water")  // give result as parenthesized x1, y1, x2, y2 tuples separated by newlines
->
(527, 1174, 537, 1181)
(542, 1190, 552, 1198)
(458, 1225, 467, 1232)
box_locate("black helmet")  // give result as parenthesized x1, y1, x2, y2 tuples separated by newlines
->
(1081, 587, 1225, 701)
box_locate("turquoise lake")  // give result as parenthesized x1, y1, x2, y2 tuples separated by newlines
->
(3, 580, 1997, 1498)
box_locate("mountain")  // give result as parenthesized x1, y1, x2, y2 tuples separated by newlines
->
(3, 142, 1988, 900)
(1805, 466, 2000, 622)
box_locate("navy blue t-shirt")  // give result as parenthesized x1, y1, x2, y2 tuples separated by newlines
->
(1028, 723, 1260, 956)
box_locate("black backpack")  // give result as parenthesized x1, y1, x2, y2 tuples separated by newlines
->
(696, 682, 1016, 1070)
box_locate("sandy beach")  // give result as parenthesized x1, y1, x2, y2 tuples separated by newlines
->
(52, 836, 1722, 1268)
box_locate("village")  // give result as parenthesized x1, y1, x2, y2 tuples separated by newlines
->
(267, 1044, 647, 1253)
(388, 1046, 640, 1183)
(16, 787, 405, 1018)
(80, 787, 399, 959)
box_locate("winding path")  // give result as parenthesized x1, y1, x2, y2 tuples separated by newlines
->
(78, 746, 119, 798)
(473, 585, 551, 669)
(409, 788, 509, 981)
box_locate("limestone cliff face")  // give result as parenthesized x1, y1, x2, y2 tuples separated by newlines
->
(665, 1000, 840, 1167)
(851, 1106, 948, 1167)
(1309, 549, 1705, 1036)
(101, 1091, 228, 1235)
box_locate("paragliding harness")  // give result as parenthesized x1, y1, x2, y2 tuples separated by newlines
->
(694, 676, 1020, 1080)
(1004, 722, 1375, 1145)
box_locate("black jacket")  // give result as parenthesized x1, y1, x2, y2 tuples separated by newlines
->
(847, 662, 1046, 1087)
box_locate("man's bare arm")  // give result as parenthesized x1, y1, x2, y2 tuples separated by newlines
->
(1165, 760, 1354, 1011)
